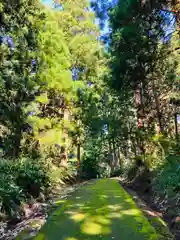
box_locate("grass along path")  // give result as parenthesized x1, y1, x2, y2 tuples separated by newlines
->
(33, 179, 163, 240)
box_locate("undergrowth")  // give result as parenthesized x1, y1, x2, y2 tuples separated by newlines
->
(0, 157, 75, 219)
(125, 135, 180, 217)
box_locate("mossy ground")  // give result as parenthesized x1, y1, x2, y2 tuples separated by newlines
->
(32, 179, 163, 240)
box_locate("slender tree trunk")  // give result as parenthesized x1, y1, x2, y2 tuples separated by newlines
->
(118, 146, 122, 170)
(136, 84, 142, 128)
(76, 142, 81, 179)
(155, 96, 163, 132)
(112, 136, 117, 171)
(131, 135, 137, 157)
(60, 146, 68, 169)
(112, 137, 117, 159)
(108, 138, 114, 171)
(152, 78, 163, 133)
(174, 112, 178, 140)
(77, 143, 81, 165)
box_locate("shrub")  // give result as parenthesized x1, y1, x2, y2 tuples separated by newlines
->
(16, 158, 51, 198)
(126, 155, 145, 181)
(0, 157, 51, 217)
(97, 162, 111, 178)
(0, 160, 23, 218)
(151, 152, 180, 217)
(111, 168, 123, 177)
(49, 164, 77, 185)
(80, 155, 111, 180)
(80, 157, 98, 179)
(152, 154, 180, 197)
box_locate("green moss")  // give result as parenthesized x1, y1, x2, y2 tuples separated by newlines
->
(16, 229, 31, 240)
(32, 179, 164, 240)
(149, 216, 174, 240)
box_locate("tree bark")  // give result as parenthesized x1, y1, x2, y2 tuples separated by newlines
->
(77, 143, 81, 165)
(108, 138, 114, 171)
(151, 78, 163, 133)
(174, 112, 178, 140)
(118, 146, 122, 170)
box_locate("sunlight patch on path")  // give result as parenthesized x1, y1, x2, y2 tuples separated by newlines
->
(33, 179, 160, 240)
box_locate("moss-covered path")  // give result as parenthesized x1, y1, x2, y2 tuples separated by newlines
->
(34, 179, 159, 240)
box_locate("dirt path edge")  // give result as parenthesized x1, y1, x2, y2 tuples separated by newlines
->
(120, 180, 175, 240)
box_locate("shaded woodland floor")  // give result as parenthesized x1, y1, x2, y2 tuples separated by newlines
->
(121, 176, 180, 240)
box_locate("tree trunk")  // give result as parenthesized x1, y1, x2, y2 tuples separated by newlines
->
(60, 146, 68, 169)
(108, 138, 114, 171)
(77, 143, 81, 165)
(174, 112, 178, 140)
(112, 137, 117, 172)
(152, 78, 163, 133)
(118, 146, 122, 170)
(112, 137, 117, 160)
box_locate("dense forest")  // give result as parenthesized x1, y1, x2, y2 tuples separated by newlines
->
(0, 0, 179, 238)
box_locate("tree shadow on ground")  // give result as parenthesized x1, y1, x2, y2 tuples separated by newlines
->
(33, 179, 158, 240)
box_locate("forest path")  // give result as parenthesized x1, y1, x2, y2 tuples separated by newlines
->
(33, 179, 160, 240)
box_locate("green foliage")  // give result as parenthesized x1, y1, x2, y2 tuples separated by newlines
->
(0, 0, 44, 157)
(153, 157, 180, 195)
(0, 158, 50, 217)
(97, 162, 111, 178)
(16, 158, 51, 198)
(0, 0, 106, 219)
(152, 147, 180, 216)
(81, 155, 111, 180)
(81, 156, 99, 179)
(0, 171, 23, 217)
(111, 168, 123, 177)
(0, 160, 22, 217)
(126, 164, 143, 181)
(0, 0, 179, 232)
